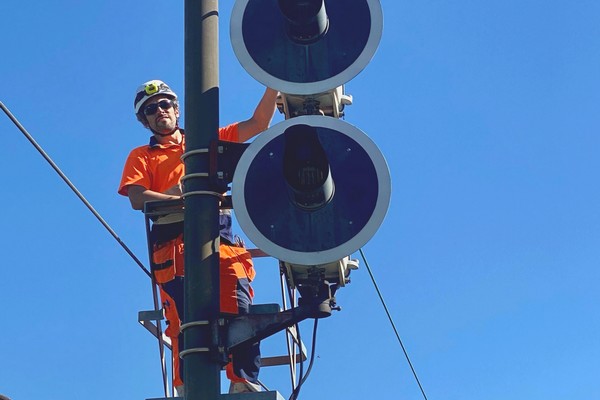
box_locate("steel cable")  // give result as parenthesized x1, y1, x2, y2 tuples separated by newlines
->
(2, 100, 172, 394)
(1, 101, 151, 278)
(359, 248, 429, 400)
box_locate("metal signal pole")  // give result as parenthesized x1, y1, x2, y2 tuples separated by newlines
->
(183, 0, 221, 399)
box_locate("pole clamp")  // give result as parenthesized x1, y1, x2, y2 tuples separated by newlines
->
(180, 320, 210, 332)
(180, 147, 210, 162)
(179, 347, 210, 358)
(181, 190, 225, 200)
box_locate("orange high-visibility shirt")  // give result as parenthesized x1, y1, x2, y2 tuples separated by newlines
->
(118, 124, 238, 196)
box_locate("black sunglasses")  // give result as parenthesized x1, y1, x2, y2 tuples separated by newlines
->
(143, 99, 174, 116)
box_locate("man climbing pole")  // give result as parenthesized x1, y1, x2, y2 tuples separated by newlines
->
(118, 79, 278, 395)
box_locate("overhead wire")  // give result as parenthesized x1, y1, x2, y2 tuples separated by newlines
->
(2, 100, 171, 394)
(359, 248, 429, 400)
(1, 101, 151, 278)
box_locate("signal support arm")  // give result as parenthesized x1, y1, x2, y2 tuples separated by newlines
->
(226, 301, 327, 351)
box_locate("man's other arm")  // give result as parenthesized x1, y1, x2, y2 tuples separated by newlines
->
(237, 87, 279, 143)
(126, 184, 182, 210)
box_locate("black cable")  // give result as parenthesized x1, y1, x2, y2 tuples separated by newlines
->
(286, 280, 304, 400)
(280, 272, 299, 389)
(288, 321, 303, 400)
(296, 319, 318, 388)
(289, 318, 318, 400)
(1, 101, 151, 278)
(359, 248, 429, 400)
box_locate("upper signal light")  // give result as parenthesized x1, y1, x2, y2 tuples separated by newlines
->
(230, 0, 383, 95)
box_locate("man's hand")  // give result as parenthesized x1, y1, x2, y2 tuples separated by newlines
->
(127, 184, 182, 210)
(164, 182, 183, 196)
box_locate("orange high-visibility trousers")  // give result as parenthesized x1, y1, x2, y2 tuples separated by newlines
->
(150, 223, 260, 387)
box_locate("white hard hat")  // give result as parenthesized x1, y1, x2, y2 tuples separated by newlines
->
(134, 80, 178, 114)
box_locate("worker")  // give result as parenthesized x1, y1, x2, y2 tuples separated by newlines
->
(118, 79, 278, 395)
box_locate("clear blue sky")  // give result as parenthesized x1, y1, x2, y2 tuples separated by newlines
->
(2, 1, 600, 399)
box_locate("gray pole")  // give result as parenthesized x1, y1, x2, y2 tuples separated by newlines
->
(183, 0, 221, 399)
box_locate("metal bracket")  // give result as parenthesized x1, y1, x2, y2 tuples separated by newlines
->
(178, 140, 251, 194)
(211, 140, 251, 188)
(276, 86, 353, 119)
(226, 305, 320, 350)
(137, 304, 309, 367)
(138, 309, 172, 349)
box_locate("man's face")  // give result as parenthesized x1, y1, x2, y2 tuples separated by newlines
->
(142, 96, 179, 134)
